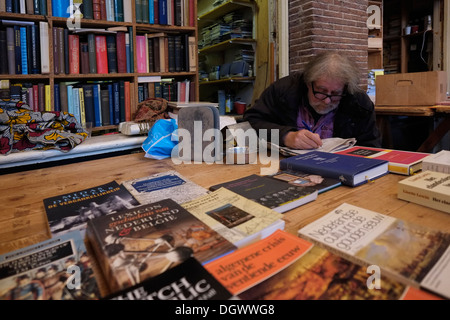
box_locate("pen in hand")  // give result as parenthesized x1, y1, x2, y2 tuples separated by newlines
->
(302, 120, 313, 132)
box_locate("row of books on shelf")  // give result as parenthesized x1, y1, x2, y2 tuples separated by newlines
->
(0, 20, 49, 75)
(1, 167, 449, 301)
(1, 0, 48, 15)
(136, 32, 196, 74)
(137, 78, 193, 103)
(0, 0, 196, 27)
(53, 27, 134, 75)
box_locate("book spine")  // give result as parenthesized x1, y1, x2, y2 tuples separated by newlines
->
(52, 27, 59, 74)
(142, 0, 149, 23)
(59, 82, 68, 113)
(113, 81, 120, 124)
(44, 84, 51, 111)
(100, 0, 107, 20)
(125, 32, 130, 73)
(14, 26, 22, 74)
(92, 84, 102, 127)
(107, 83, 114, 125)
(83, 85, 95, 125)
(39, 0, 47, 15)
(105, 0, 115, 21)
(26, 0, 33, 15)
(158, 0, 167, 25)
(6, 27, 15, 75)
(87, 33, 97, 73)
(67, 85, 74, 115)
(115, 0, 124, 22)
(80, 42, 90, 74)
(68, 34, 80, 74)
(100, 86, 111, 126)
(58, 28, 65, 75)
(32, 0, 39, 14)
(54, 83, 60, 111)
(38, 82, 44, 111)
(116, 32, 127, 73)
(188, 35, 196, 72)
(32, 84, 39, 111)
(124, 81, 131, 121)
(72, 86, 81, 123)
(147, 37, 154, 72)
(398, 183, 450, 214)
(148, 0, 154, 24)
(64, 28, 70, 74)
(123, 0, 132, 22)
(135, 0, 142, 23)
(153, 0, 159, 24)
(29, 24, 40, 74)
(106, 34, 117, 73)
(39, 22, 50, 74)
(119, 80, 125, 122)
(167, 35, 175, 72)
(92, 0, 102, 19)
(78, 87, 86, 125)
(135, 35, 146, 73)
(128, 26, 134, 73)
(83, 0, 94, 19)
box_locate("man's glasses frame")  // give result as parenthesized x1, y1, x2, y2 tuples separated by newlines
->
(311, 82, 346, 102)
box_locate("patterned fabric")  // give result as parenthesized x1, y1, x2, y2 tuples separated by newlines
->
(0, 100, 88, 155)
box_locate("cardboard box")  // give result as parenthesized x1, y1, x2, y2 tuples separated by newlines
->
(375, 71, 447, 106)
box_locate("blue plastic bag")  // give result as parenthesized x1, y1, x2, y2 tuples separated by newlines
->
(142, 119, 178, 160)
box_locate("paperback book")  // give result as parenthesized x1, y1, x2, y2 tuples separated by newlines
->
(104, 257, 233, 300)
(397, 170, 450, 214)
(85, 199, 237, 293)
(279, 151, 389, 187)
(298, 203, 450, 299)
(335, 146, 430, 176)
(204, 230, 438, 300)
(121, 170, 208, 205)
(181, 188, 285, 248)
(43, 181, 140, 237)
(209, 174, 319, 213)
(421, 150, 450, 174)
(0, 230, 100, 300)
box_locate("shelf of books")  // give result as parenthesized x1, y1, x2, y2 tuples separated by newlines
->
(0, 0, 199, 133)
(197, 0, 255, 112)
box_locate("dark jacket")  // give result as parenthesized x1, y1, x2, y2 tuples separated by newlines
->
(243, 73, 382, 147)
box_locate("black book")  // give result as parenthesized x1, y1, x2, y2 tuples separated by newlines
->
(82, 84, 95, 124)
(83, 0, 94, 19)
(147, 38, 154, 72)
(0, 31, 8, 74)
(28, 24, 41, 74)
(104, 257, 233, 300)
(64, 28, 70, 74)
(13, 26, 21, 74)
(106, 34, 117, 73)
(119, 80, 125, 122)
(100, 85, 111, 126)
(167, 35, 175, 72)
(174, 35, 182, 72)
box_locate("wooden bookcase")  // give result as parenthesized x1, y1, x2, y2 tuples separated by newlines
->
(197, 0, 256, 114)
(0, 0, 199, 133)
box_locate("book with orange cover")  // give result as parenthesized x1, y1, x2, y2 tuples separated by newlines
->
(335, 146, 430, 176)
(204, 229, 441, 300)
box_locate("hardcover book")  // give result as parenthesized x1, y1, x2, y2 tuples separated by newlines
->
(43, 181, 140, 237)
(209, 174, 319, 213)
(122, 170, 208, 205)
(181, 188, 285, 248)
(335, 146, 430, 176)
(204, 229, 440, 300)
(397, 170, 450, 214)
(279, 151, 389, 187)
(298, 203, 450, 299)
(421, 150, 450, 174)
(0, 230, 100, 300)
(104, 257, 233, 300)
(269, 169, 342, 194)
(85, 199, 237, 293)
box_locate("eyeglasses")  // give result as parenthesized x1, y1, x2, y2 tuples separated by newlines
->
(311, 83, 346, 102)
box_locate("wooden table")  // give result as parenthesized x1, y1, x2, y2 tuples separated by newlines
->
(2, 151, 450, 257)
(375, 105, 450, 152)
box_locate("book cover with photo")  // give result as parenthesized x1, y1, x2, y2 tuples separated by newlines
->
(269, 169, 341, 194)
(298, 203, 450, 299)
(85, 199, 237, 293)
(204, 230, 440, 300)
(43, 181, 140, 237)
(0, 230, 100, 300)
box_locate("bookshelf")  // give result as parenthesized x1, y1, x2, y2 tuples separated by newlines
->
(0, 0, 199, 133)
(368, 0, 383, 70)
(197, 0, 256, 115)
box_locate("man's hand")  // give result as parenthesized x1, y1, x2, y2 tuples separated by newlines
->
(283, 130, 323, 149)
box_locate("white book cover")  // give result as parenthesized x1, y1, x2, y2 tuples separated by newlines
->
(422, 150, 450, 174)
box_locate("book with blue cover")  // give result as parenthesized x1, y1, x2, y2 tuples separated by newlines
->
(279, 151, 389, 187)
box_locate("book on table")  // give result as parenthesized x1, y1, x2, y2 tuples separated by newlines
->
(121, 170, 208, 205)
(85, 198, 237, 294)
(43, 181, 140, 237)
(0, 230, 100, 300)
(204, 229, 440, 300)
(103, 257, 233, 300)
(297, 203, 450, 299)
(279, 151, 389, 187)
(181, 188, 285, 249)
(421, 150, 450, 174)
(209, 174, 319, 213)
(334, 146, 430, 176)
(397, 170, 450, 214)
(270, 137, 357, 156)
(268, 169, 342, 194)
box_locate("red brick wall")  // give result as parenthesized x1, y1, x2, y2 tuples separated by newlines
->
(288, 0, 369, 87)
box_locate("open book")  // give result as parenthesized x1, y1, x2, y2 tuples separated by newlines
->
(270, 137, 356, 156)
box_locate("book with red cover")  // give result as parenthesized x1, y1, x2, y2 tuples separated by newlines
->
(68, 34, 80, 74)
(116, 31, 127, 73)
(93, 0, 102, 19)
(335, 146, 430, 176)
(124, 81, 131, 121)
(135, 35, 147, 73)
(95, 35, 109, 74)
